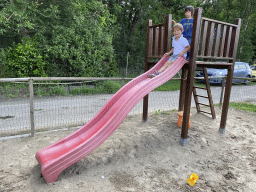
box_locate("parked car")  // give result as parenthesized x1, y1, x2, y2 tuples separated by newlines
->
(250, 64, 256, 78)
(196, 62, 252, 85)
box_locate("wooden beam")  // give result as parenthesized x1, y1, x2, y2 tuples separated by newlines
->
(202, 17, 238, 27)
(219, 18, 242, 132)
(143, 19, 152, 121)
(181, 7, 203, 143)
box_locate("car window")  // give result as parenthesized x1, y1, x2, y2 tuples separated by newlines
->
(239, 65, 246, 69)
(234, 65, 239, 69)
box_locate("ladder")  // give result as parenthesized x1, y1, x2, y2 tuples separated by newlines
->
(193, 67, 216, 119)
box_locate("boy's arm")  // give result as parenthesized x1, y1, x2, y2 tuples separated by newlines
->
(178, 45, 190, 57)
(164, 48, 174, 56)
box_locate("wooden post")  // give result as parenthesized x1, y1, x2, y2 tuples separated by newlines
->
(180, 7, 202, 145)
(163, 14, 172, 53)
(178, 66, 188, 111)
(29, 78, 35, 137)
(219, 77, 226, 107)
(219, 18, 242, 133)
(143, 19, 152, 121)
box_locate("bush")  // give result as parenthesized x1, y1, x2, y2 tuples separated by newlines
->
(47, 86, 67, 96)
(101, 81, 122, 94)
(0, 48, 7, 78)
(70, 86, 100, 95)
(5, 37, 46, 78)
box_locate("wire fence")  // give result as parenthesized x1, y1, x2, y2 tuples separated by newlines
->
(0, 76, 256, 138)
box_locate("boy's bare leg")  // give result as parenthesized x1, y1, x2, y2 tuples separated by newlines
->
(159, 60, 175, 73)
(148, 60, 175, 78)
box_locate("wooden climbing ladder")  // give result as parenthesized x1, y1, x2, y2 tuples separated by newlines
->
(193, 67, 216, 119)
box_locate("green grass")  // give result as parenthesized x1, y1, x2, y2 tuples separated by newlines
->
(153, 79, 181, 91)
(229, 102, 256, 113)
(154, 109, 170, 115)
(69, 81, 122, 95)
(70, 86, 100, 95)
(0, 82, 29, 100)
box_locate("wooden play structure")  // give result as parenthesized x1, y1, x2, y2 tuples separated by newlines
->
(143, 7, 242, 145)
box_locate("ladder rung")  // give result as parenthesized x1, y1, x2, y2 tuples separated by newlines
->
(193, 86, 207, 90)
(197, 102, 210, 107)
(195, 95, 208, 99)
(198, 110, 212, 115)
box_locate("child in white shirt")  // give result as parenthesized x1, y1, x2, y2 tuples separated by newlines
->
(148, 23, 190, 78)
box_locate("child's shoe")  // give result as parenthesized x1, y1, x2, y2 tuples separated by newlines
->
(148, 71, 161, 78)
(148, 74, 155, 78)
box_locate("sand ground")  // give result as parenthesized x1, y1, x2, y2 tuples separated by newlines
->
(1, 106, 256, 192)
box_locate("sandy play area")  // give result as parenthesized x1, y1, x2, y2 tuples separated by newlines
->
(1, 106, 256, 192)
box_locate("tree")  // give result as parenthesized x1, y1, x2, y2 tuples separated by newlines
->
(0, 0, 119, 77)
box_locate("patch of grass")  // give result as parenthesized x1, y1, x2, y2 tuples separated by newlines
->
(100, 81, 122, 94)
(0, 116, 15, 119)
(154, 109, 170, 115)
(47, 86, 67, 96)
(70, 81, 122, 95)
(250, 81, 256, 85)
(35, 88, 44, 97)
(229, 102, 256, 113)
(34, 109, 43, 111)
(70, 86, 100, 95)
(154, 79, 181, 91)
(153, 73, 182, 91)
(0, 82, 29, 100)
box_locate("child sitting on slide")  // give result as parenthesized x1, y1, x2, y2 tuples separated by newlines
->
(148, 23, 190, 78)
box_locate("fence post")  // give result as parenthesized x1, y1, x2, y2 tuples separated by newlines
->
(219, 77, 226, 107)
(29, 78, 35, 137)
(126, 52, 129, 77)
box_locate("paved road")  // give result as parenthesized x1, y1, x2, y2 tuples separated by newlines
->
(0, 84, 256, 135)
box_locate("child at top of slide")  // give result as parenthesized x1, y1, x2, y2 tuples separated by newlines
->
(148, 23, 190, 78)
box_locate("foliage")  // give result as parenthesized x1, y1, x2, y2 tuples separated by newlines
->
(0, 0, 256, 79)
(0, 48, 7, 77)
(70, 86, 100, 95)
(40, 0, 119, 77)
(5, 37, 46, 77)
(1, 0, 119, 77)
(47, 86, 67, 96)
(101, 80, 122, 93)
(200, 0, 256, 63)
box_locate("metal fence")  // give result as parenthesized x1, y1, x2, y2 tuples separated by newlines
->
(0, 76, 256, 138)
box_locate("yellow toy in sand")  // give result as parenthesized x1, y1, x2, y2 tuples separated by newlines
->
(187, 173, 199, 186)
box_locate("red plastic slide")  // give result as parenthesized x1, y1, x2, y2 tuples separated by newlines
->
(35, 55, 187, 183)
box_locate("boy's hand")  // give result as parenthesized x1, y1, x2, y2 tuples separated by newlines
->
(179, 52, 184, 57)
(164, 52, 170, 56)
(171, 20, 176, 24)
